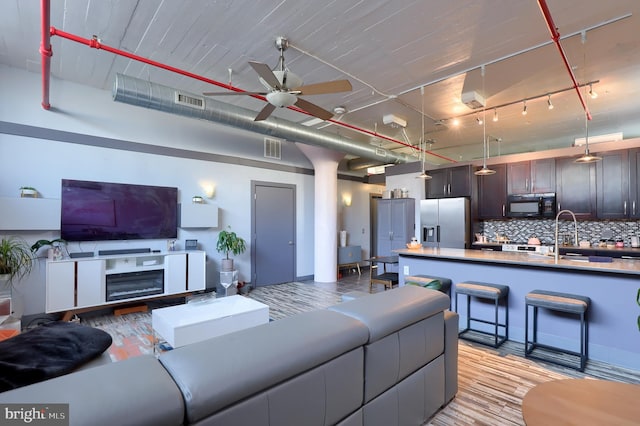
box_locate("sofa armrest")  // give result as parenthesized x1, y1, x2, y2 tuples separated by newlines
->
(329, 285, 449, 342)
(444, 310, 459, 403)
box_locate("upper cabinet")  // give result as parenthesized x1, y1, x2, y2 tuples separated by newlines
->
(555, 157, 597, 219)
(596, 150, 630, 219)
(426, 165, 471, 198)
(507, 159, 555, 194)
(476, 164, 507, 219)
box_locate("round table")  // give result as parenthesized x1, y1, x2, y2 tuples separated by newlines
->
(521, 378, 640, 425)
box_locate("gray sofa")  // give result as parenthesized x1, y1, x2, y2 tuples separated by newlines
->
(0, 285, 458, 426)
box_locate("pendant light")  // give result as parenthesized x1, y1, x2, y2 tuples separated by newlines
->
(574, 111, 601, 163)
(575, 35, 601, 164)
(417, 86, 432, 179)
(474, 66, 495, 176)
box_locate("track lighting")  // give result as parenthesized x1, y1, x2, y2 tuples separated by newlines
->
(589, 83, 598, 99)
(492, 108, 498, 122)
(476, 113, 483, 125)
(522, 101, 527, 115)
(547, 95, 554, 110)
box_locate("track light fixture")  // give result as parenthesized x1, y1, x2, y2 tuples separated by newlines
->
(492, 108, 498, 122)
(589, 83, 598, 99)
(476, 113, 483, 125)
(522, 101, 528, 115)
(547, 95, 554, 110)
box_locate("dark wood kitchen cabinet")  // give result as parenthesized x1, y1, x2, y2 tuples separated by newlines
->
(507, 159, 555, 194)
(555, 156, 597, 219)
(426, 165, 471, 198)
(596, 150, 629, 219)
(630, 149, 640, 218)
(476, 163, 507, 219)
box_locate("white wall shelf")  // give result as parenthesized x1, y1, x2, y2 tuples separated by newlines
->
(179, 203, 219, 228)
(0, 197, 61, 230)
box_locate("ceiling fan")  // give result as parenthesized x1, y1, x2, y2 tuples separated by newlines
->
(203, 37, 352, 121)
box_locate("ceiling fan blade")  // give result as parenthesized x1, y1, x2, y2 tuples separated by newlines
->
(254, 103, 277, 121)
(296, 79, 352, 96)
(294, 98, 333, 121)
(202, 91, 266, 96)
(249, 61, 282, 90)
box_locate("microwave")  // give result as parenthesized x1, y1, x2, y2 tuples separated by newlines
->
(506, 193, 556, 218)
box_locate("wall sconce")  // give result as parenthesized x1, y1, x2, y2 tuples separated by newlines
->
(203, 184, 215, 199)
(343, 195, 352, 207)
(192, 195, 204, 204)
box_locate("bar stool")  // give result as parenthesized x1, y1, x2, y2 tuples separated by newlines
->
(525, 290, 591, 371)
(455, 281, 509, 348)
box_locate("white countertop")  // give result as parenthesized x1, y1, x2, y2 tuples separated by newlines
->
(395, 247, 640, 276)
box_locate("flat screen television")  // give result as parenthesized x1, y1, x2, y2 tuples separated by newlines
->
(61, 179, 178, 242)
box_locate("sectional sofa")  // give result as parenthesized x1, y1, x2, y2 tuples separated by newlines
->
(0, 285, 458, 426)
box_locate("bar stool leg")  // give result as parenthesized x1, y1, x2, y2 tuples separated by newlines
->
(494, 297, 499, 347)
(525, 303, 530, 354)
(465, 294, 471, 331)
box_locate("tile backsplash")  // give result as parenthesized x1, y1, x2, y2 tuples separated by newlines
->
(477, 219, 640, 247)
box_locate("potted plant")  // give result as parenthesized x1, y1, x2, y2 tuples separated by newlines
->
(31, 238, 67, 260)
(216, 226, 247, 271)
(19, 186, 38, 198)
(0, 236, 35, 286)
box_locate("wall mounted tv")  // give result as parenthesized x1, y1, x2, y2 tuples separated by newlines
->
(61, 179, 178, 242)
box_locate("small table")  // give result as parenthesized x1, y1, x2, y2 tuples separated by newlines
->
(366, 256, 399, 291)
(521, 378, 640, 425)
(152, 295, 269, 348)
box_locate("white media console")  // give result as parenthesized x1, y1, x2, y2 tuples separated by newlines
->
(45, 250, 206, 314)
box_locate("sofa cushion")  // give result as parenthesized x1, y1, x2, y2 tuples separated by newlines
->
(0, 321, 112, 392)
(159, 308, 369, 423)
(0, 355, 184, 426)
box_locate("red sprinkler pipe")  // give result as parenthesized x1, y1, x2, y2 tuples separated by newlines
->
(47, 24, 455, 163)
(40, 0, 52, 110)
(536, 0, 592, 120)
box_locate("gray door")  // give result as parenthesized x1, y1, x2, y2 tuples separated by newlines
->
(252, 182, 296, 286)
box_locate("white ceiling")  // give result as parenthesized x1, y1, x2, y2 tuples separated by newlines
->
(2, 0, 639, 172)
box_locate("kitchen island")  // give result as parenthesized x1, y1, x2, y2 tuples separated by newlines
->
(396, 247, 640, 370)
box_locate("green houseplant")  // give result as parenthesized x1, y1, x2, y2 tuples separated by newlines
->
(0, 236, 35, 286)
(31, 238, 66, 259)
(216, 226, 247, 271)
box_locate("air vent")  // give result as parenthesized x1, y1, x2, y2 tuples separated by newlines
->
(375, 148, 387, 157)
(174, 92, 205, 110)
(264, 137, 282, 160)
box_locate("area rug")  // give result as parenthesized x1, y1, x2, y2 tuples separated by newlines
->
(85, 312, 155, 361)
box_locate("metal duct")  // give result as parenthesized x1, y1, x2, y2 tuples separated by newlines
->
(112, 74, 411, 165)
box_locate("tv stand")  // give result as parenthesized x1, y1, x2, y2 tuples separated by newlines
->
(45, 250, 206, 314)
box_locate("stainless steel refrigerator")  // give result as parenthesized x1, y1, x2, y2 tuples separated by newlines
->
(420, 197, 470, 248)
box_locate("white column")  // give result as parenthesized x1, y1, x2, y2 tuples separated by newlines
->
(297, 143, 344, 282)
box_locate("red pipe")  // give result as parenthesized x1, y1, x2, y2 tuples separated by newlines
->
(47, 25, 454, 163)
(536, 0, 592, 120)
(40, 0, 52, 110)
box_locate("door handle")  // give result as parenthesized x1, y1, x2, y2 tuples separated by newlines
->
(288, 241, 293, 245)
(502, 204, 505, 217)
(634, 201, 636, 216)
(624, 201, 628, 215)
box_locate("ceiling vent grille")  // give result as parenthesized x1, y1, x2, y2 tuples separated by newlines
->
(174, 91, 205, 110)
(264, 137, 282, 160)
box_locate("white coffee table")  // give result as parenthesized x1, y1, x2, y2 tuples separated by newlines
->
(152, 295, 269, 348)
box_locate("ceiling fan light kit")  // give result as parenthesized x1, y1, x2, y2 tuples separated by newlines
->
(202, 36, 352, 122)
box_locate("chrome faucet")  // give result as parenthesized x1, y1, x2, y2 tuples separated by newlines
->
(554, 209, 578, 263)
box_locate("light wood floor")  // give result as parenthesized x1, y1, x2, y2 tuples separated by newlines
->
(86, 269, 640, 426)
